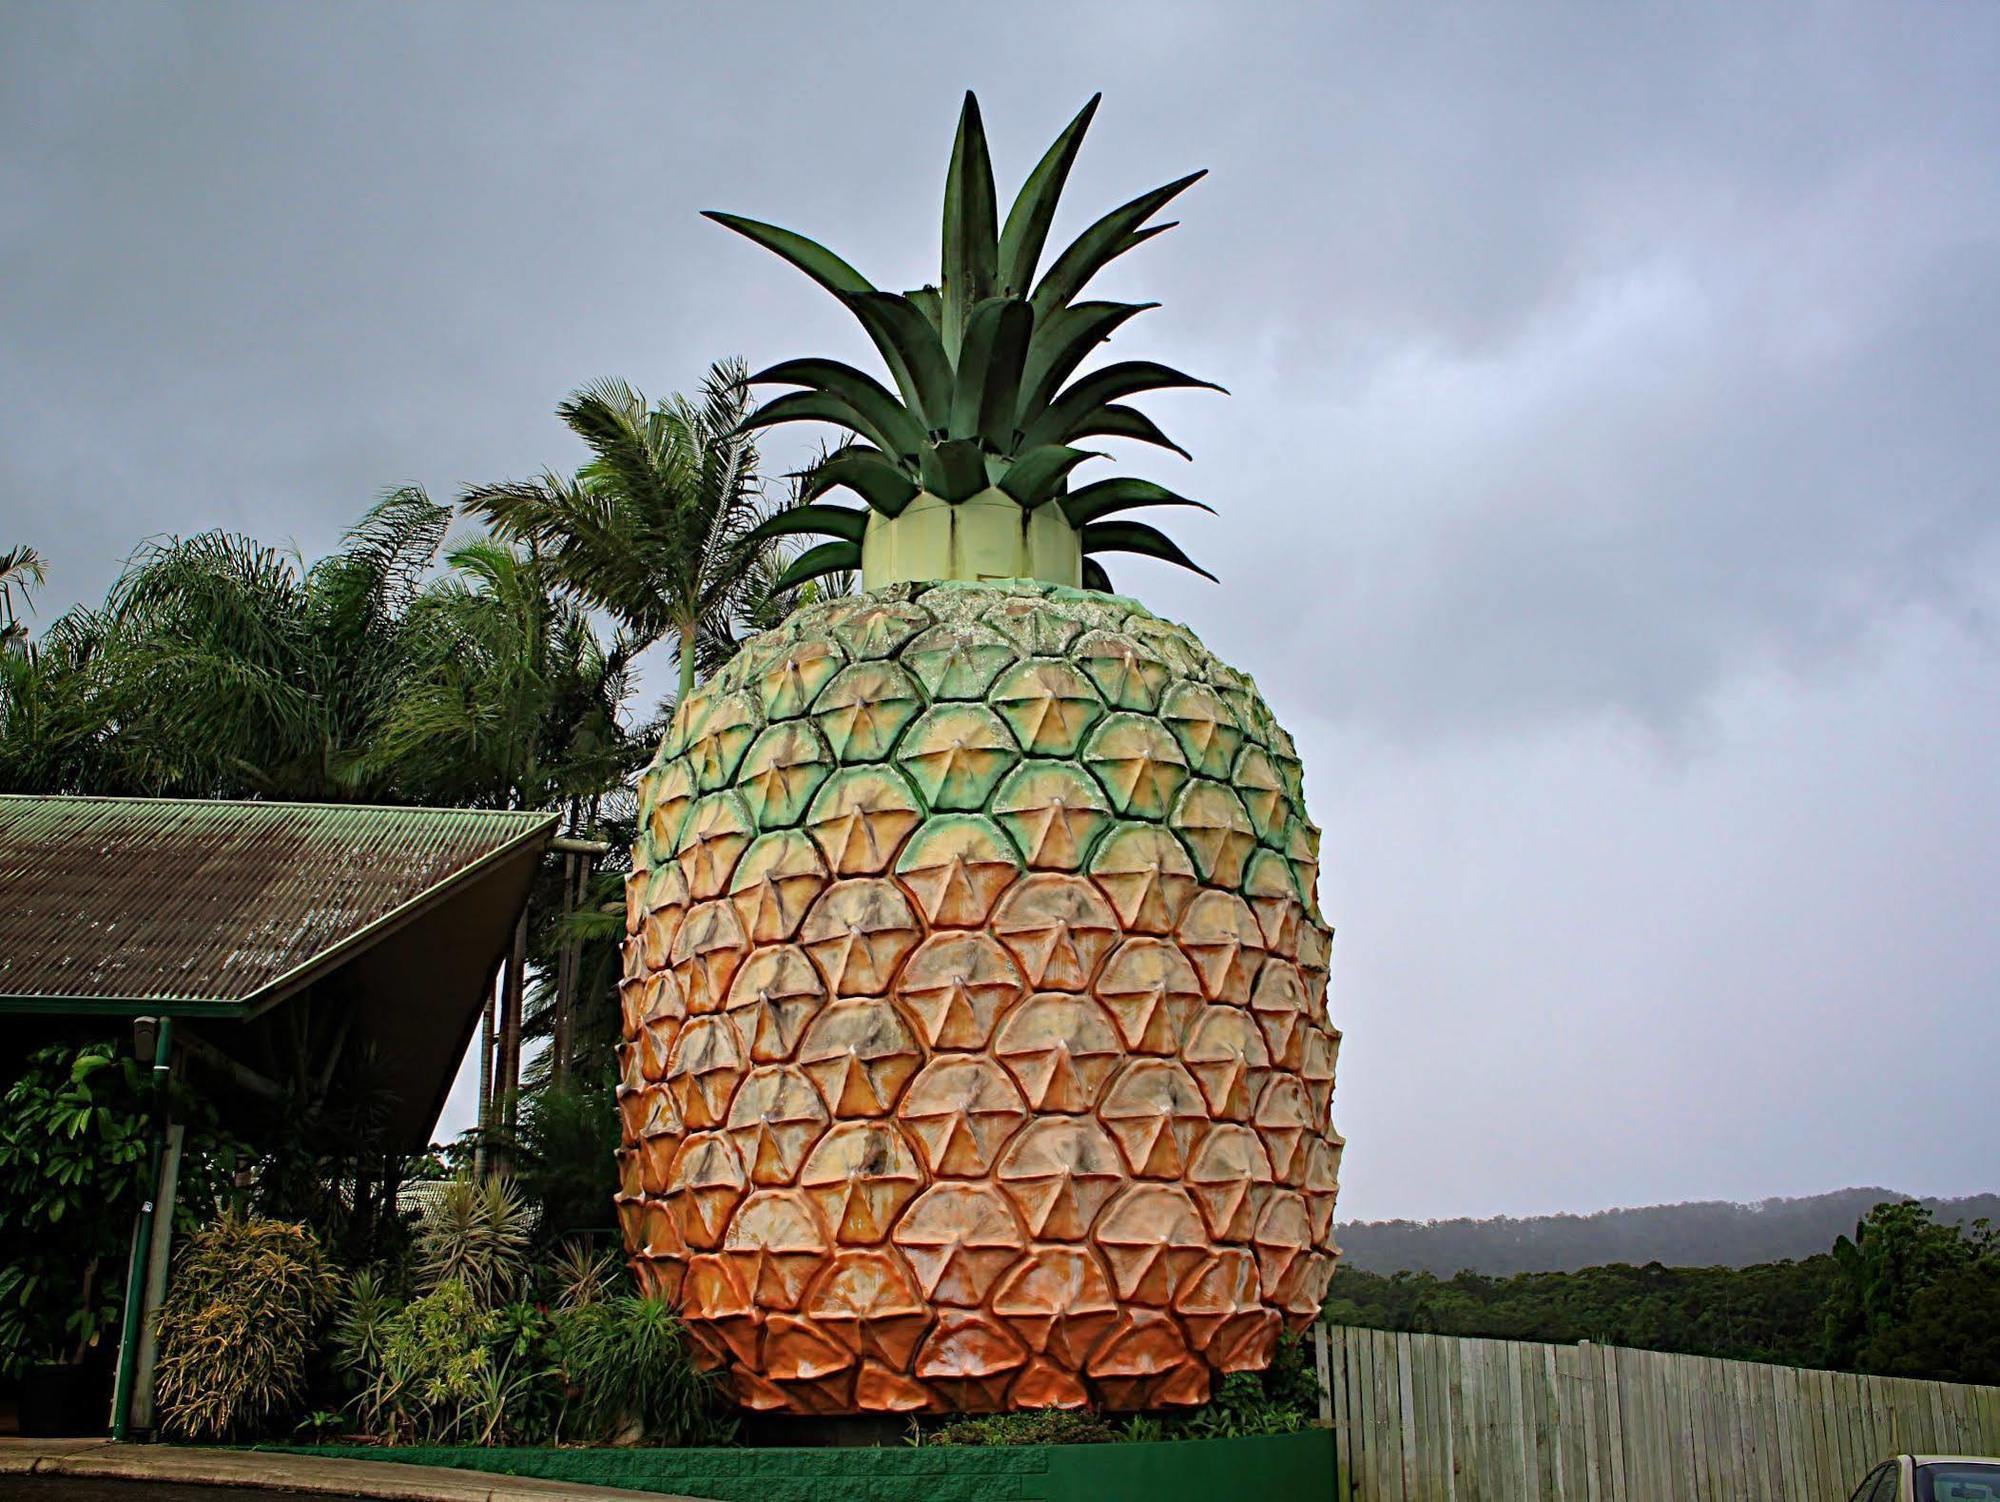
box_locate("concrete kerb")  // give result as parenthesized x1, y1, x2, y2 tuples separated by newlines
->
(0, 1438, 716, 1501)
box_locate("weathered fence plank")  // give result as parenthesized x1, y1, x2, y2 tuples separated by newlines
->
(1323, 1325, 2000, 1501)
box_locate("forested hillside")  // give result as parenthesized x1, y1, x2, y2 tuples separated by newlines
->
(1335, 1188, 2000, 1275)
(1324, 1200, 2000, 1386)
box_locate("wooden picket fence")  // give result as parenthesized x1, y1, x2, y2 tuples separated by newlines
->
(1318, 1324, 2000, 1501)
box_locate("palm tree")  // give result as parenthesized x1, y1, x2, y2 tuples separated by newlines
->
(374, 535, 657, 1128)
(461, 360, 773, 704)
(0, 605, 113, 793)
(373, 536, 650, 811)
(0, 546, 47, 658)
(79, 488, 450, 799)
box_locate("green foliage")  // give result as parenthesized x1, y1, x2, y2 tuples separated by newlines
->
(0, 544, 46, 658)
(513, 1085, 620, 1245)
(330, 1254, 726, 1449)
(331, 1267, 399, 1379)
(1822, 1200, 1999, 1384)
(548, 1238, 620, 1310)
(914, 1335, 1322, 1447)
(0, 1039, 243, 1373)
(1160, 1333, 1323, 1440)
(348, 1277, 505, 1444)
(331, 1182, 720, 1448)
(557, 1293, 735, 1446)
(711, 93, 1221, 592)
(462, 361, 828, 703)
(373, 534, 649, 810)
(153, 1214, 338, 1440)
(1856, 1260, 2000, 1385)
(923, 1407, 1123, 1447)
(413, 1177, 534, 1307)
(1325, 1257, 1839, 1367)
(0, 488, 653, 807)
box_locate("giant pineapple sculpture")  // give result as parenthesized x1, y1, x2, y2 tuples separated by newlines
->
(617, 94, 1342, 1416)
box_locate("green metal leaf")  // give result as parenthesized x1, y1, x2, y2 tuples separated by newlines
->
(949, 297, 1035, 444)
(746, 503, 870, 545)
(1016, 301, 1156, 427)
(1021, 360, 1224, 450)
(997, 445, 1098, 507)
(918, 437, 989, 502)
(998, 94, 1100, 296)
(906, 285, 944, 335)
(941, 92, 999, 361)
(843, 291, 954, 432)
(1080, 518, 1217, 582)
(1031, 171, 1205, 322)
(748, 358, 929, 459)
(740, 390, 898, 462)
(702, 212, 874, 296)
(1060, 477, 1214, 527)
(804, 447, 922, 517)
(772, 539, 863, 592)
(1081, 557, 1114, 592)
(1070, 402, 1192, 459)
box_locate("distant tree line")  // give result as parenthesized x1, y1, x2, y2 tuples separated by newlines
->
(1325, 1200, 2000, 1386)
(1335, 1187, 2000, 1276)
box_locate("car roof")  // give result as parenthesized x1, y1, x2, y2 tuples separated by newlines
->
(1910, 1455, 2000, 1465)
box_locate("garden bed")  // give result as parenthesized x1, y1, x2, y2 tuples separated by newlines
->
(263, 1428, 1334, 1502)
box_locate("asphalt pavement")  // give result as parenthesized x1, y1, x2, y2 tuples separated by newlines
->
(8, 1481, 312, 1500)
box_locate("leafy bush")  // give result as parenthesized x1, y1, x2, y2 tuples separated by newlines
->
(414, 1176, 532, 1304)
(330, 1266, 398, 1378)
(557, 1293, 734, 1446)
(344, 1277, 506, 1444)
(924, 1407, 1124, 1446)
(0, 1039, 243, 1374)
(154, 1215, 337, 1439)
(330, 1173, 553, 1445)
(549, 1238, 619, 1309)
(1175, 1371, 1311, 1438)
(918, 1336, 1322, 1446)
(515, 1083, 620, 1244)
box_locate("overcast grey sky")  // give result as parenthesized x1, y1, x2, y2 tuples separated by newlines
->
(4, 3, 1996, 1222)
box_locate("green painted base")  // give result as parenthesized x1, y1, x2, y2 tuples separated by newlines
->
(264, 1429, 1334, 1502)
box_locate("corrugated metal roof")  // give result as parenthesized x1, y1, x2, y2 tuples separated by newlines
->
(0, 795, 556, 1012)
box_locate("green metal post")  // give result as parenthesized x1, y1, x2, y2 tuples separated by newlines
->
(109, 1015, 172, 1441)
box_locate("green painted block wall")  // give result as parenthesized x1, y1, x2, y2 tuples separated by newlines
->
(267, 1429, 1334, 1502)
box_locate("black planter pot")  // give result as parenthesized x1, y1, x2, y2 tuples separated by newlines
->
(17, 1361, 108, 1437)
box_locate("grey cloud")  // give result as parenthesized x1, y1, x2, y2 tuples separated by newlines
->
(4, 1, 1997, 1218)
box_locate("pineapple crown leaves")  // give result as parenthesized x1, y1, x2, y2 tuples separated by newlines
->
(705, 92, 1222, 593)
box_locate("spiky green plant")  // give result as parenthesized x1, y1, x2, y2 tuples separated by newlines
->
(709, 93, 1221, 594)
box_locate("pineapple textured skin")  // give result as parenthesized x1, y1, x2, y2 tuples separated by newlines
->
(618, 579, 1341, 1416)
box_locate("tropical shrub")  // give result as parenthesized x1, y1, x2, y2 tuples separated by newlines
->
(1171, 1330, 1325, 1438)
(548, 1238, 619, 1309)
(329, 1187, 712, 1446)
(556, 1293, 733, 1446)
(0, 1039, 243, 1375)
(513, 1083, 620, 1244)
(330, 1266, 399, 1378)
(344, 1278, 504, 1444)
(153, 1215, 337, 1439)
(414, 1176, 533, 1304)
